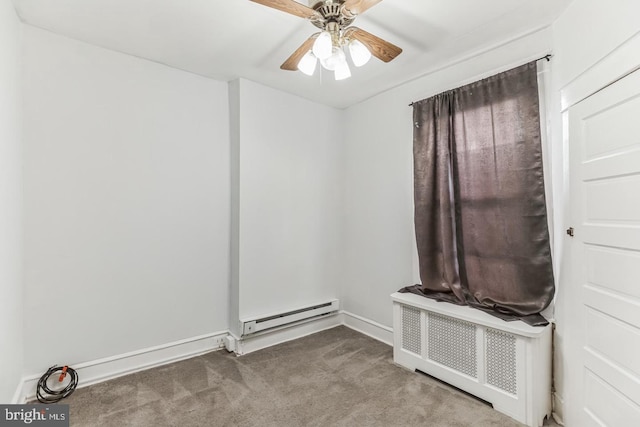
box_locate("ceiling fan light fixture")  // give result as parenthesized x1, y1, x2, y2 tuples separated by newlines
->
(348, 39, 372, 67)
(258, 0, 403, 77)
(298, 50, 317, 76)
(312, 31, 333, 60)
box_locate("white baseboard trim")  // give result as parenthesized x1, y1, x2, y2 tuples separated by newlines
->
(11, 378, 25, 404)
(340, 311, 393, 346)
(15, 311, 393, 401)
(552, 392, 565, 425)
(18, 330, 228, 403)
(235, 313, 342, 355)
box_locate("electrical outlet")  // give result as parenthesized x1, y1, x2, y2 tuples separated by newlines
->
(212, 336, 226, 349)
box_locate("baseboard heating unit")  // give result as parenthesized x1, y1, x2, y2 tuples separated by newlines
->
(240, 299, 339, 337)
(391, 292, 551, 427)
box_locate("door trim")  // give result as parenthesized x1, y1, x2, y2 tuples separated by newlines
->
(561, 31, 640, 111)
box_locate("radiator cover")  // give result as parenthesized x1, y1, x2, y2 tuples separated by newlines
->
(392, 292, 551, 427)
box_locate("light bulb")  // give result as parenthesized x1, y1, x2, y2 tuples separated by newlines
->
(320, 47, 345, 71)
(334, 58, 351, 81)
(297, 51, 317, 76)
(348, 39, 371, 67)
(320, 56, 334, 71)
(312, 32, 332, 60)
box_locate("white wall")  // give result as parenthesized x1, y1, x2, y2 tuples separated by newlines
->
(551, 0, 640, 421)
(0, 0, 23, 403)
(341, 28, 555, 329)
(230, 79, 343, 324)
(553, 0, 640, 88)
(21, 26, 230, 373)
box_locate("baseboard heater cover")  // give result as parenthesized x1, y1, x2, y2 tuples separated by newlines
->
(391, 292, 551, 427)
(240, 299, 339, 336)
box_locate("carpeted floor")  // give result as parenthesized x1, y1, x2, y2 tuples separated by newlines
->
(64, 326, 558, 426)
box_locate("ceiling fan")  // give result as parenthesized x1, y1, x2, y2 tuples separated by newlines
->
(250, 0, 402, 80)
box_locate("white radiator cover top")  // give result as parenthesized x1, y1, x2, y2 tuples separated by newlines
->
(392, 292, 552, 427)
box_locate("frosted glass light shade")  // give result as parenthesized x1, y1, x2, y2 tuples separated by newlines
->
(298, 51, 317, 76)
(320, 47, 345, 71)
(349, 39, 371, 67)
(312, 32, 332, 60)
(334, 60, 351, 80)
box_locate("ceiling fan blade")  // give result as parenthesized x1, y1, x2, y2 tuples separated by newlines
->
(347, 27, 402, 63)
(281, 35, 317, 71)
(342, 0, 382, 17)
(250, 0, 319, 19)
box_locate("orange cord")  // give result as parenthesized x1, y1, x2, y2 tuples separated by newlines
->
(58, 366, 68, 382)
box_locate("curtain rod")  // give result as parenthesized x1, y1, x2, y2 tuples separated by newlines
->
(408, 54, 553, 107)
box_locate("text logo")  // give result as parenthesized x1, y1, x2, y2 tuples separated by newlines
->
(0, 405, 68, 427)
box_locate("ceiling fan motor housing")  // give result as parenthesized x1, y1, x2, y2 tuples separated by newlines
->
(310, 0, 355, 29)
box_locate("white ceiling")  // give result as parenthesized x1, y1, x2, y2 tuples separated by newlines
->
(13, 0, 572, 108)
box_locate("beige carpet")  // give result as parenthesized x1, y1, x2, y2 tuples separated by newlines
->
(64, 326, 558, 426)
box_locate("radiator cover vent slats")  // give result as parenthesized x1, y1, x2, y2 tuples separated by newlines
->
(401, 306, 422, 355)
(486, 328, 517, 395)
(428, 312, 477, 378)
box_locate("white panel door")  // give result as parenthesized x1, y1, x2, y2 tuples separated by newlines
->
(565, 68, 640, 426)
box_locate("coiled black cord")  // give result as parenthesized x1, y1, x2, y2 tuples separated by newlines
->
(36, 365, 79, 403)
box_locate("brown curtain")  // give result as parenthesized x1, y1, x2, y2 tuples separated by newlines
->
(401, 62, 555, 325)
